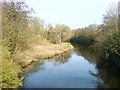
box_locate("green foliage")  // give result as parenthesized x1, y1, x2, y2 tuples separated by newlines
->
(95, 4, 120, 59)
(47, 24, 71, 44)
(2, 1, 31, 88)
(2, 1, 72, 88)
(71, 4, 120, 65)
(1, 46, 23, 88)
(2, 1, 31, 53)
(71, 26, 97, 46)
(2, 58, 23, 88)
(2, 0, 120, 88)
(47, 31, 59, 44)
(28, 16, 49, 45)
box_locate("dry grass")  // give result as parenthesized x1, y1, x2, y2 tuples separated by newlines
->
(14, 43, 74, 67)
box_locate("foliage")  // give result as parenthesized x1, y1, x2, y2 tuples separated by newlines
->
(2, 1, 31, 56)
(70, 25, 97, 45)
(2, 0, 120, 88)
(47, 24, 72, 44)
(2, 46, 23, 88)
(71, 4, 120, 65)
(95, 4, 120, 59)
(2, 1, 30, 88)
(28, 16, 49, 45)
(2, 58, 23, 88)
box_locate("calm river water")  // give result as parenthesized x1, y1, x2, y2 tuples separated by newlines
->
(22, 45, 120, 88)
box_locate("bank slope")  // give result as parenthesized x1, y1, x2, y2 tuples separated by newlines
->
(15, 43, 74, 68)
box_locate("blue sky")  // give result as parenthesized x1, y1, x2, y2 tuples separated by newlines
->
(26, 0, 119, 29)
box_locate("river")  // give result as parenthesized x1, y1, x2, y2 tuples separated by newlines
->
(22, 45, 120, 88)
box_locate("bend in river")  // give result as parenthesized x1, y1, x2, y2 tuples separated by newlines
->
(22, 45, 120, 88)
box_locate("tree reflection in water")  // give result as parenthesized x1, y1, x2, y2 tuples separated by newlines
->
(23, 61, 45, 77)
(23, 51, 72, 77)
(73, 44, 120, 88)
(23, 44, 120, 88)
(54, 51, 72, 65)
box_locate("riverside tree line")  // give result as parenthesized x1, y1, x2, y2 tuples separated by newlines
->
(71, 3, 120, 65)
(1, 0, 120, 88)
(1, 1, 72, 88)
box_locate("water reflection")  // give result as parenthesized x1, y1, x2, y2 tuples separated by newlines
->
(54, 51, 72, 65)
(73, 45, 98, 64)
(23, 61, 45, 76)
(23, 45, 120, 88)
(89, 65, 120, 88)
(23, 51, 72, 76)
(95, 62, 120, 88)
(72, 44, 120, 88)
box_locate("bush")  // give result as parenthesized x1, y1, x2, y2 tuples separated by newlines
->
(1, 46, 23, 88)
(2, 58, 23, 88)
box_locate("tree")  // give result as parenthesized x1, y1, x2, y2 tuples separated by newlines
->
(102, 4, 120, 56)
(2, 1, 33, 56)
(47, 24, 71, 44)
(94, 3, 120, 61)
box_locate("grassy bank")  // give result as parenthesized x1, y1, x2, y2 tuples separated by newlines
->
(14, 43, 74, 68)
(1, 43, 74, 88)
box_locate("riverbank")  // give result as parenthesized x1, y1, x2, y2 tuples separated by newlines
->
(15, 43, 74, 68)
(22, 45, 120, 88)
(2, 43, 74, 88)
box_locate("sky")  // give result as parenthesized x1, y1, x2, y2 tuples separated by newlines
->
(26, 0, 119, 29)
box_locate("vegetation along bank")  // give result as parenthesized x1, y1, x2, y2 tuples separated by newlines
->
(1, 1, 73, 88)
(1, 1, 120, 88)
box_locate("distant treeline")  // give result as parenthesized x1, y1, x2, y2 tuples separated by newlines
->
(70, 3, 120, 66)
